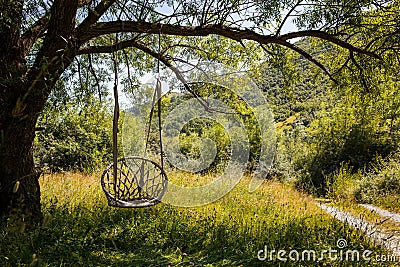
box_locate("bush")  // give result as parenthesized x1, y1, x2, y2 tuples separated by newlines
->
(354, 154, 400, 204)
(34, 100, 113, 172)
(326, 163, 359, 201)
(269, 118, 308, 182)
(162, 84, 275, 174)
(294, 94, 397, 194)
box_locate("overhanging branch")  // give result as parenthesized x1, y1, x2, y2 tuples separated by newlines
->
(279, 41, 338, 83)
(78, 21, 381, 60)
(276, 0, 302, 36)
(280, 30, 381, 59)
(78, 39, 204, 98)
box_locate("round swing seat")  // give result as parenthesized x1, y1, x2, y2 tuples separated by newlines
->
(101, 156, 168, 208)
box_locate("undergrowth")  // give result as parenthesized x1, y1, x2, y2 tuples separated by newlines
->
(326, 154, 400, 213)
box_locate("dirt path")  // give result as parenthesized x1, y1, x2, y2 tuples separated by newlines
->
(318, 203, 400, 256)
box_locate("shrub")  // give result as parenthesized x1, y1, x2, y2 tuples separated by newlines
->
(269, 119, 308, 182)
(354, 154, 400, 204)
(34, 100, 113, 172)
(326, 163, 359, 201)
(295, 94, 397, 195)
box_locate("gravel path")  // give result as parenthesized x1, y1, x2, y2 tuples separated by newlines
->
(318, 203, 400, 256)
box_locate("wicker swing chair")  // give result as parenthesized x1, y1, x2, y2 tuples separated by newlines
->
(101, 156, 167, 208)
(101, 39, 167, 208)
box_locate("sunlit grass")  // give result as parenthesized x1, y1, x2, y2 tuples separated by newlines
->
(0, 172, 391, 266)
(167, 170, 219, 187)
(40, 172, 104, 209)
(370, 196, 400, 214)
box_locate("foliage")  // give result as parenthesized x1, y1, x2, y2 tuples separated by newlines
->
(1, 0, 400, 228)
(354, 153, 400, 208)
(0, 172, 387, 266)
(261, 39, 332, 126)
(301, 151, 400, 213)
(269, 6, 400, 193)
(160, 82, 275, 174)
(269, 115, 306, 182)
(34, 98, 113, 173)
(326, 163, 360, 201)
(305, 56, 399, 191)
(177, 119, 232, 172)
(261, 41, 333, 183)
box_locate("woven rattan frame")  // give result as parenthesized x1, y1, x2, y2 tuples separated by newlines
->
(101, 156, 168, 208)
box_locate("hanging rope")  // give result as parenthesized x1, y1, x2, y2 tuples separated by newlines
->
(156, 80, 163, 170)
(156, 30, 164, 170)
(112, 33, 120, 197)
(143, 32, 164, 167)
(144, 89, 157, 154)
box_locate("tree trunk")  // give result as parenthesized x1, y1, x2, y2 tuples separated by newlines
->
(0, 0, 79, 228)
(0, 114, 42, 228)
(0, 0, 43, 228)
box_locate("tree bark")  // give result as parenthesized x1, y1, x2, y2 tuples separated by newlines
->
(0, 0, 79, 228)
(0, 114, 42, 228)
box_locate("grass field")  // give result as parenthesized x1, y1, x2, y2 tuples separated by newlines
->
(0, 172, 393, 266)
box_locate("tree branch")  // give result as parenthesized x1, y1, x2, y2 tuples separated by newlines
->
(77, 0, 117, 34)
(78, 21, 381, 60)
(349, 51, 370, 92)
(279, 41, 338, 83)
(280, 30, 381, 59)
(77, 39, 145, 54)
(20, 13, 50, 57)
(276, 0, 302, 36)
